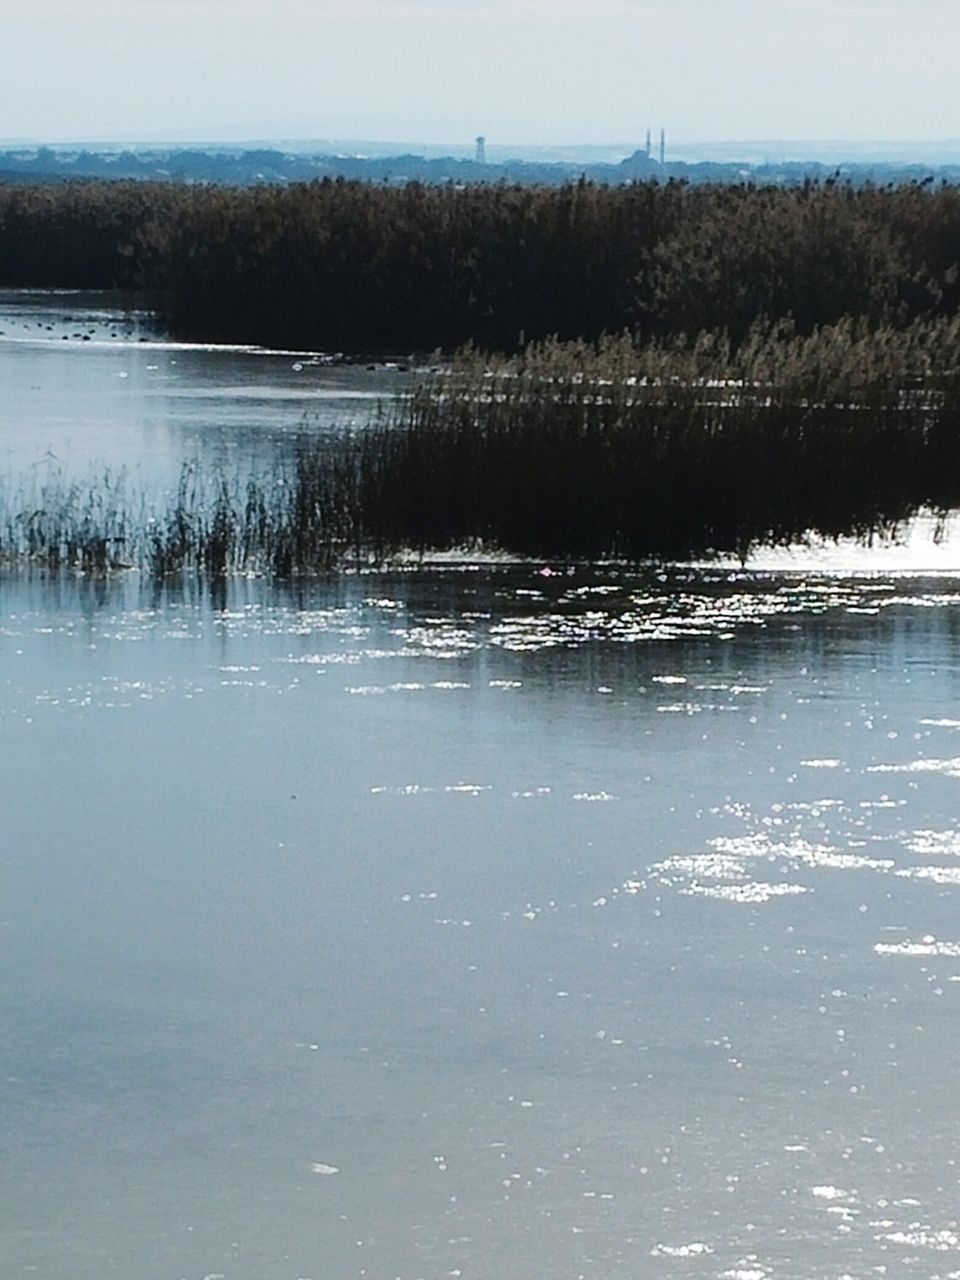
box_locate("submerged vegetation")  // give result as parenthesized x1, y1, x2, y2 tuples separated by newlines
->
(4, 318, 960, 576)
(4, 177, 960, 350)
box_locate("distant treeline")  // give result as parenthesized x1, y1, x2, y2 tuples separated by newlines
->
(3, 178, 960, 351)
(1, 144, 957, 191)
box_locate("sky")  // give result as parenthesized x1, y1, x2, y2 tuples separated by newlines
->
(2, 0, 959, 148)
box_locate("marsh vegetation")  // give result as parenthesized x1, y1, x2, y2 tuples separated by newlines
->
(4, 178, 960, 572)
(4, 316, 960, 574)
(4, 177, 960, 351)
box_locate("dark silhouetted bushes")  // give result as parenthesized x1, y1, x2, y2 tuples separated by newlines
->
(4, 178, 960, 350)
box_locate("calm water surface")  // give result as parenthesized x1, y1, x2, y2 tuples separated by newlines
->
(2, 294, 960, 1279)
(0, 288, 408, 483)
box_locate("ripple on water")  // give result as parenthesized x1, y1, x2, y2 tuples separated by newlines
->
(904, 829, 960, 857)
(896, 865, 960, 885)
(877, 1226, 960, 1251)
(868, 757, 960, 778)
(875, 936, 960, 957)
(650, 1241, 713, 1258)
(683, 881, 809, 903)
(812, 1185, 856, 1201)
(622, 823, 906, 909)
(720, 1263, 770, 1280)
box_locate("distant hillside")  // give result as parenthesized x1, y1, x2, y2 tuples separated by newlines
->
(1, 145, 958, 188)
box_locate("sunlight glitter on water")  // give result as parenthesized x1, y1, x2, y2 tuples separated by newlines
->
(7, 288, 960, 1279)
(875, 937, 960, 957)
(5, 532, 960, 1279)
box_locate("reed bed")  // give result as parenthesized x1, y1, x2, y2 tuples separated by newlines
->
(5, 177, 960, 351)
(347, 317, 960, 563)
(3, 318, 960, 576)
(0, 453, 359, 577)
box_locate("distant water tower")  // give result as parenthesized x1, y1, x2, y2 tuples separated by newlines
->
(475, 135, 487, 165)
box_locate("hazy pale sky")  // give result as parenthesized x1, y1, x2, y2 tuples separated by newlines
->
(2, 0, 958, 145)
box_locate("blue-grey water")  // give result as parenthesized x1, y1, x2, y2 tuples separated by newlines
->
(3, 293, 960, 1280)
(0, 288, 407, 484)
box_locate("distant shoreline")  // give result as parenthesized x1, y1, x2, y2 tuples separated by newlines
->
(3, 143, 960, 189)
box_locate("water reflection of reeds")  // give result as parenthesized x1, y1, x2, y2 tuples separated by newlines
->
(4, 319, 960, 577)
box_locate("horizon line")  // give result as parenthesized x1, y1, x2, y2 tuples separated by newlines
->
(5, 135, 960, 151)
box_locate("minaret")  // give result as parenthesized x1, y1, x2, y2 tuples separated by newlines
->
(475, 135, 487, 165)
(659, 128, 665, 166)
(645, 128, 651, 159)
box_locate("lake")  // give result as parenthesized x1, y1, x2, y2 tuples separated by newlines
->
(0, 287, 408, 485)
(3, 291, 960, 1280)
